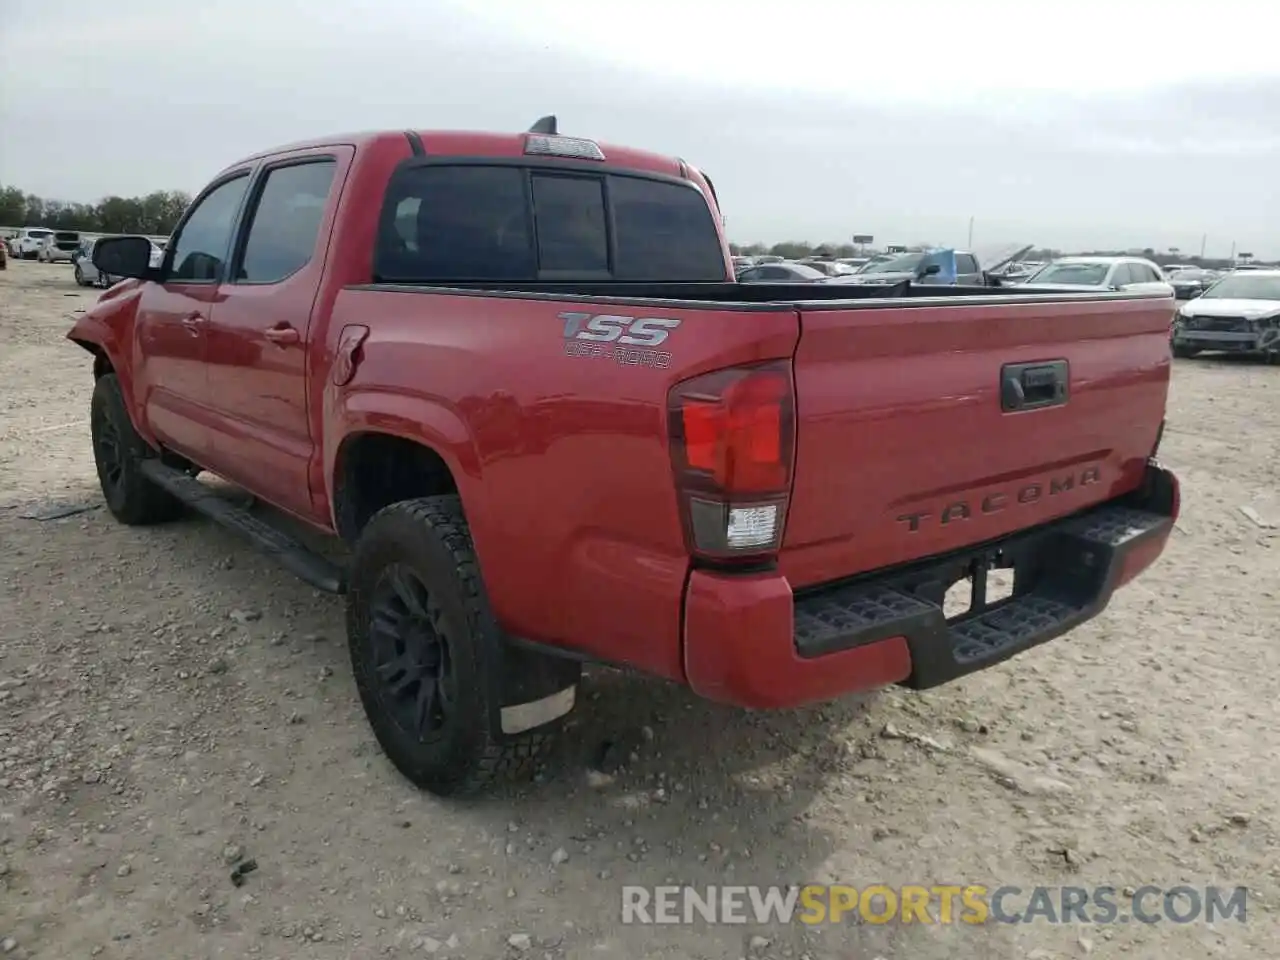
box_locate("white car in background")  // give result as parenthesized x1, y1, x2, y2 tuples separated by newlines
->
(1171, 269, 1280, 360)
(10, 228, 55, 259)
(1019, 256, 1173, 295)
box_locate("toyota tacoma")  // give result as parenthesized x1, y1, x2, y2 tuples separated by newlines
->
(69, 118, 1180, 796)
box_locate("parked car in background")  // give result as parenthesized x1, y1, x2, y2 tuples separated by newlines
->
(1020, 257, 1172, 295)
(990, 259, 1044, 284)
(832, 249, 985, 286)
(1169, 268, 1218, 300)
(10, 228, 55, 260)
(38, 231, 82, 263)
(736, 261, 827, 283)
(74, 237, 114, 287)
(798, 258, 857, 277)
(1171, 269, 1280, 360)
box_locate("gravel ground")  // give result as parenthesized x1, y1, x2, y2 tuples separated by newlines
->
(1, 258, 1277, 959)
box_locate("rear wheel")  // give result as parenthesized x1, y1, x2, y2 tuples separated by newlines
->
(347, 496, 563, 797)
(1172, 344, 1200, 359)
(90, 374, 185, 525)
(74, 263, 88, 286)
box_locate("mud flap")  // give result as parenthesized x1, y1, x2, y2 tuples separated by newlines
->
(489, 638, 582, 739)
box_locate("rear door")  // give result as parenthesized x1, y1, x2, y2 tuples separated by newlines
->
(781, 294, 1172, 589)
(132, 171, 253, 463)
(202, 148, 350, 517)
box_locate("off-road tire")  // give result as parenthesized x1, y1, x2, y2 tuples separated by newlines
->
(90, 374, 185, 525)
(347, 496, 553, 797)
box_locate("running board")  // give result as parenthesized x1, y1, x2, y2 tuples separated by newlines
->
(139, 460, 347, 594)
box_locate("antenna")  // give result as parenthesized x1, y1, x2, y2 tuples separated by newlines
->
(528, 115, 558, 135)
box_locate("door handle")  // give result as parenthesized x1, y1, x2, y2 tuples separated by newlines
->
(263, 324, 300, 346)
(180, 312, 205, 336)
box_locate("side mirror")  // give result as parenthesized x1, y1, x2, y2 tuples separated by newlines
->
(92, 235, 156, 281)
(918, 263, 941, 278)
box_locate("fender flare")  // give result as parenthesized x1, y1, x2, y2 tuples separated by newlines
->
(325, 388, 483, 530)
(66, 316, 157, 445)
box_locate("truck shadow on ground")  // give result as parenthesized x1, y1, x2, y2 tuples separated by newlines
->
(13, 482, 882, 940)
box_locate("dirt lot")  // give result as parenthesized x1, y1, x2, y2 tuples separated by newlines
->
(1, 257, 1277, 959)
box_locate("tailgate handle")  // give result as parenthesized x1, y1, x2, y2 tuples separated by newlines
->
(1001, 360, 1068, 412)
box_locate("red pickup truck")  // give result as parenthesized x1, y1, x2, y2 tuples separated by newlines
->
(71, 119, 1179, 796)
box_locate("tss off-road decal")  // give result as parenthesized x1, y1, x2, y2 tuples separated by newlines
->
(559, 311, 680, 369)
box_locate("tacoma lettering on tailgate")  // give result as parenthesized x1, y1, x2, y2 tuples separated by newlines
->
(559, 311, 680, 369)
(896, 465, 1102, 532)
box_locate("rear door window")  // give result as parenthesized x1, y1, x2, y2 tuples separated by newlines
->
(954, 253, 979, 274)
(236, 159, 337, 283)
(374, 165, 726, 283)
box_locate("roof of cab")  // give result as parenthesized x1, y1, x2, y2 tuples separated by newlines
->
(229, 129, 684, 179)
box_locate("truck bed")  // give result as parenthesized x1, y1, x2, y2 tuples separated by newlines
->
(329, 280, 1172, 674)
(350, 279, 1153, 307)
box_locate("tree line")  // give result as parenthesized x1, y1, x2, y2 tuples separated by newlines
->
(0, 185, 192, 237)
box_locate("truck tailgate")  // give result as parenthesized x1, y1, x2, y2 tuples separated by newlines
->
(781, 294, 1172, 589)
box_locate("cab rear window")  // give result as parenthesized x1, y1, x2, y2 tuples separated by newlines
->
(373, 164, 727, 283)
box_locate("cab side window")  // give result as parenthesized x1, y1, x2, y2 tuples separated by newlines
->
(169, 174, 251, 282)
(238, 160, 337, 283)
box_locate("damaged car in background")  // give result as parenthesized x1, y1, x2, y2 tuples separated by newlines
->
(1169, 268, 1219, 300)
(1172, 269, 1280, 361)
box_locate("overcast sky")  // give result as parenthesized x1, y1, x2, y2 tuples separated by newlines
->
(2, 0, 1277, 257)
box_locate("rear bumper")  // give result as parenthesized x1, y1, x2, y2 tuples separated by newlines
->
(682, 463, 1179, 710)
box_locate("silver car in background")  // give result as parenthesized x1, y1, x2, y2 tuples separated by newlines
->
(74, 237, 113, 287)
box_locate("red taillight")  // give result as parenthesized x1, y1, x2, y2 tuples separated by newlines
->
(668, 361, 795, 562)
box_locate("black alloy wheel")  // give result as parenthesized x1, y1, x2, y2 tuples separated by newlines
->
(368, 564, 456, 742)
(91, 389, 126, 499)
